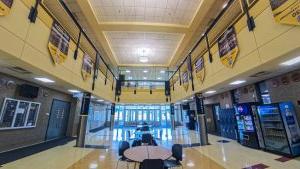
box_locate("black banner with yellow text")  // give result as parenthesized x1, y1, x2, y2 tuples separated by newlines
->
(269, 0, 300, 25)
(218, 27, 239, 68)
(194, 56, 205, 83)
(82, 53, 93, 81)
(0, 0, 13, 16)
(48, 21, 70, 64)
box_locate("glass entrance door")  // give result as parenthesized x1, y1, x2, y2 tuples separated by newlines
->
(114, 104, 171, 128)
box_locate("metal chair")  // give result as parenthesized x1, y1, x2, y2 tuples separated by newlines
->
(141, 133, 153, 145)
(116, 141, 133, 169)
(140, 159, 164, 169)
(164, 144, 183, 169)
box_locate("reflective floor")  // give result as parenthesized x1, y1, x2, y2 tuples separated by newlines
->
(2, 127, 300, 169)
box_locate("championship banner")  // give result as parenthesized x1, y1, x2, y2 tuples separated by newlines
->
(269, 0, 300, 25)
(0, 0, 13, 16)
(81, 53, 93, 81)
(218, 27, 239, 68)
(194, 56, 205, 83)
(48, 21, 70, 64)
(182, 71, 189, 92)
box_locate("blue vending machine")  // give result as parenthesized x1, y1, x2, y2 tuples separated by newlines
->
(235, 103, 262, 149)
(279, 102, 300, 156)
(257, 102, 300, 156)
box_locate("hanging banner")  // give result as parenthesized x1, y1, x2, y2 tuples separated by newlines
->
(81, 53, 93, 81)
(269, 0, 300, 26)
(182, 71, 189, 92)
(48, 21, 70, 64)
(0, 0, 13, 16)
(194, 56, 205, 83)
(218, 27, 239, 68)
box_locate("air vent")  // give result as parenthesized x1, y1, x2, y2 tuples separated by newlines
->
(249, 71, 271, 78)
(7, 66, 32, 74)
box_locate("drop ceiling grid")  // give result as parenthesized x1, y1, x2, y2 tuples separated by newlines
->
(104, 31, 184, 65)
(89, 0, 202, 25)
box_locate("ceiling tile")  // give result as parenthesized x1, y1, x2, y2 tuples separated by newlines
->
(89, 0, 202, 25)
(105, 31, 184, 65)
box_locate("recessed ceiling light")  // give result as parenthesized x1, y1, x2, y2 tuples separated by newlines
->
(125, 70, 131, 73)
(68, 89, 80, 93)
(205, 90, 216, 94)
(143, 70, 148, 73)
(280, 56, 300, 66)
(139, 56, 149, 63)
(160, 70, 165, 74)
(143, 77, 147, 80)
(157, 77, 161, 80)
(230, 80, 246, 85)
(34, 77, 55, 83)
(97, 99, 104, 102)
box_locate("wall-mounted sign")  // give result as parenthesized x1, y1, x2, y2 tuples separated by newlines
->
(182, 71, 189, 92)
(269, 0, 300, 26)
(194, 56, 205, 83)
(81, 53, 93, 81)
(218, 27, 239, 68)
(48, 21, 70, 64)
(0, 0, 13, 16)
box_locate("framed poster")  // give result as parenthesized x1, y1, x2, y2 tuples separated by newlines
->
(269, 0, 300, 25)
(218, 27, 239, 68)
(0, 98, 40, 130)
(48, 21, 70, 64)
(81, 53, 93, 81)
(0, 0, 13, 16)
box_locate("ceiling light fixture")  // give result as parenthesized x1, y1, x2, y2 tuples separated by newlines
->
(143, 77, 147, 80)
(160, 70, 165, 74)
(68, 89, 80, 93)
(97, 99, 104, 102)
(157, 77, 161, 80)
(139, 56, 149, 63)
(280, 56, 300, 66)
(230, 80, 246, 85)
(205, 90, 216, 94)
(125, 70, 131, 73)
(34, 77, 55, 83)
(143, 70, 148, 73)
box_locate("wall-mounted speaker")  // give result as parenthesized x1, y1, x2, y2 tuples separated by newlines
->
(165, 81, 170, 96)
(115, 80, 121, 96)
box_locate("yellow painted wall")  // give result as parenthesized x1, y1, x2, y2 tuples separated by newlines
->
(171, 0, 300, 103)
(0, 0, 115, 102)
(118, 89, 168, 104)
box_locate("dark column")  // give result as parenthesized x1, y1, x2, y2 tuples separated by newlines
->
(110, 103, 116, 131)
(76, 92, 91, 147)
(194, 93, 209, 146)
(170, 103, 175, 130)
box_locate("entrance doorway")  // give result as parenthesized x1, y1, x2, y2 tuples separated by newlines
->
(45, 99, 71, 141)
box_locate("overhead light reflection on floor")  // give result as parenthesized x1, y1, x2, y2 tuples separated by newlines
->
(186, 161, 195, 167)
(89, 162, 98, 169)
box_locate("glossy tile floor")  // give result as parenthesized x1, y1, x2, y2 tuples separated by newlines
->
(2, 127, 300, 169)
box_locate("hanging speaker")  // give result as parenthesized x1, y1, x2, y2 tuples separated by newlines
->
(115, 80, 122, 96)
(165, 81, 170, 96)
